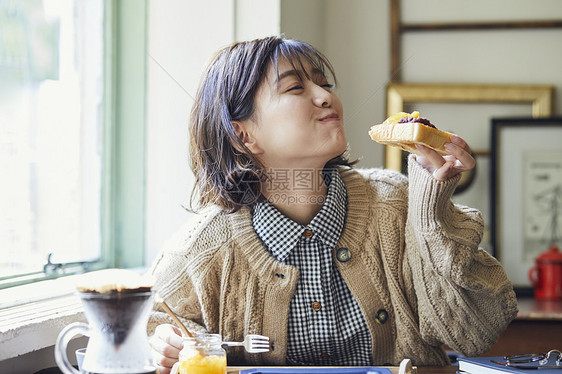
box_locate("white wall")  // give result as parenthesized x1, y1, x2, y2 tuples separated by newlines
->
(145, 0, 286, 265)
(323, 0, 390, 168)
(145, 0, 234, 264)
(236, 0, 281, 41)
(280, 0, 389, 168)
(280, 0, 325, 51)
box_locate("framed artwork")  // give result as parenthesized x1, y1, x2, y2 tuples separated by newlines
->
(490, 117, 562, 290)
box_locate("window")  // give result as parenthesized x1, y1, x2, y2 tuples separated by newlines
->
(0, 1, 147, 362)
(1, 0, 106, 282)
(1, 0, 148, 289)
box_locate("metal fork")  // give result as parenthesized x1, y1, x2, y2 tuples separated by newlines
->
(221, 334, 270, 353)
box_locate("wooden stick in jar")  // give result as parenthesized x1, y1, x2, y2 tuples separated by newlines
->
(155, 294, 195, 338)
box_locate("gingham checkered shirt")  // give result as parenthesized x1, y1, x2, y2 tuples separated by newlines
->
(252, 169, 372, 366)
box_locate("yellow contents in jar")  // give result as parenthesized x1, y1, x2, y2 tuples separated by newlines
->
(178, 353, 227, 374)
(384, 110, 420, 124)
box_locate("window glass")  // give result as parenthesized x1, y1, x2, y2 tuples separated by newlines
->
(0, 0, 104, 280)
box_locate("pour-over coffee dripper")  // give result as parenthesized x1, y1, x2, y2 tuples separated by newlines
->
(55, 270, 156, 374)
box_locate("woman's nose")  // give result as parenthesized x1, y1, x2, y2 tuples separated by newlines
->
(312, 85, 332, 108)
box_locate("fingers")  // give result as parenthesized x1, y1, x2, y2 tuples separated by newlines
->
(154, 324, 184, 350)
(152, 352, 176, 374)
(415, 135, 476, 181)
(432, 161, 455, 181)
(155, 366, 170, 374)
(150, 324, 183, 373)
(150, 334, 181, 359)
(416, 144, 446, 170)
(449, 134, 470, 152)
(444, 135, 475, 170)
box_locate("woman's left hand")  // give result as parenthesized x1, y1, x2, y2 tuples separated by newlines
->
(415, 134, 475, 181)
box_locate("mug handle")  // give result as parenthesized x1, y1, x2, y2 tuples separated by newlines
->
(528, 266, 539, 288)
(55, 322, 89, 374)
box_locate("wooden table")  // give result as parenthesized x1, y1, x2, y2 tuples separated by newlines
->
(480, 297, 562, 356)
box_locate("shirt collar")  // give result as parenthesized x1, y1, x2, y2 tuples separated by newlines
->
(252, 168, 348, 262)
(309, 168, 347, 248)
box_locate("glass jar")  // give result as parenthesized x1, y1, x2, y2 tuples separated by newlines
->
(174, 334, 227, 374)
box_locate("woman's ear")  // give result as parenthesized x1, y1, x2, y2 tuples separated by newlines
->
(232, 121, 263, 154)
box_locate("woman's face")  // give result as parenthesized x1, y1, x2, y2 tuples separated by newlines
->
(237, 58, 347, 170)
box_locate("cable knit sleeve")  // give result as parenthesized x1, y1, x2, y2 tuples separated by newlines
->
(147, 254, 208, 336)
(404, 155, 518, 356)
(147, 250, 208, 336)
(146, 208, 222, 336)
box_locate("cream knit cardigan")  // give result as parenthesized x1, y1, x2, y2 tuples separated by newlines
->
(148, 157, 518, 366)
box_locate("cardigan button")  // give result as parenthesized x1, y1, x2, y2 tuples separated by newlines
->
(336, 247, 351, 262)
(375, 309, 389, 325)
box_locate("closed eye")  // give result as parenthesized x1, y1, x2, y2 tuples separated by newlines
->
(287, 85, 304, 92)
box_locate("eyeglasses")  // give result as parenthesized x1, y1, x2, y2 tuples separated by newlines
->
(492, 350, 562, 369)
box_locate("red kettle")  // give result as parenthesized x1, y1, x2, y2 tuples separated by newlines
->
(528, 245, 562, 300)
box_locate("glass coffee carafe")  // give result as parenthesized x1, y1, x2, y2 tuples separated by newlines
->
(55, 270, 156, 374)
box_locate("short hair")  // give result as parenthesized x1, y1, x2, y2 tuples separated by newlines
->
(189, 36, 353, 212)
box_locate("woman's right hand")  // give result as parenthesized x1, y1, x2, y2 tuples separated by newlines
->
(149, 324, 184, 374)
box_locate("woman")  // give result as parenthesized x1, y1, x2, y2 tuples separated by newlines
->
(148, 36, 517, 373)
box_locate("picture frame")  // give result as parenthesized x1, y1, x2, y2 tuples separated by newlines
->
(385, 82, 554, 172)
(490, 117, 562, 291)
